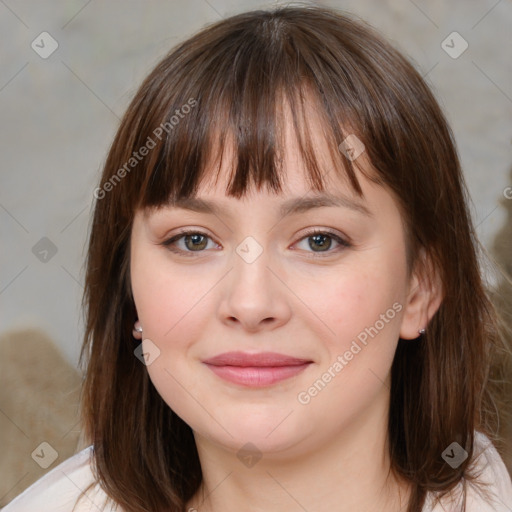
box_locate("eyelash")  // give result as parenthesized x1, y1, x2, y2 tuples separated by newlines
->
(161, 228, 351, 259)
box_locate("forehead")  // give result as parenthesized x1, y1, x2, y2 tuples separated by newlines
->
(138, 83, 384, 223)
(196, 148, 359, 205)
(193, 96, 371, 202)
(154, 144, 380, 226)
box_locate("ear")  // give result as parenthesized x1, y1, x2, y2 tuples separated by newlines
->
(399, 248, 443, 339)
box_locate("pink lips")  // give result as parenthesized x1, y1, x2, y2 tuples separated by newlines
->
(202, 351, 313, 387)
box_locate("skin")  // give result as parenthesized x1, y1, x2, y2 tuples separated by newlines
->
(129, 102, 443, 512)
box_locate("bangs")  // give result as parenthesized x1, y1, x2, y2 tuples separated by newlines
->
(132, 11, 383, 212)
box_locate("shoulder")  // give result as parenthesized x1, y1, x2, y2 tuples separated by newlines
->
(424, 431, 512, 511)
(2, 446, 120, 512)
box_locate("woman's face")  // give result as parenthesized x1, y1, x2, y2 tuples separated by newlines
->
(129, 114, 426, 460)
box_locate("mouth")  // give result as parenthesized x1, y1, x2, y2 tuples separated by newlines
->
(202, 351, 313, 387)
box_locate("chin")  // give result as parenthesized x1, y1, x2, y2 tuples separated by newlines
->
(193, 412, 308, 456)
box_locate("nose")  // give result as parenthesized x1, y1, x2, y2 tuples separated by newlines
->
(217, 240, 292, 333)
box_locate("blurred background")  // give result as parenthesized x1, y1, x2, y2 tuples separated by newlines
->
(1, 0, 511, 505)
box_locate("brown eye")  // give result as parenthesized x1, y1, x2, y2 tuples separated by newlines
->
(294, 229, 351, 257)
(162, 230, 215, 256)
(183, 233, 208, 251)
(308, 233, 332, 252)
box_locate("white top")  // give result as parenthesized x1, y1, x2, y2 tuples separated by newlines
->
(2, 445, 117, 512)
(3, 431, 512, 511)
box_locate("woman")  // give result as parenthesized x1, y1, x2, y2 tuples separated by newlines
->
(5, 4, 512, 511)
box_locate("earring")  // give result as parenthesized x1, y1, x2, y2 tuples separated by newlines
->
(418, 328, 426, 335)
(133, 320, 143, 339)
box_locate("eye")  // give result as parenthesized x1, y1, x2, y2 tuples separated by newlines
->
(161, 228, 351, 258)
(293, 229, 351, 258)
(161, 229, 217, 257)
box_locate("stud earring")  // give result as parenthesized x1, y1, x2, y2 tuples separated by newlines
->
(418, 328, 426, 335)
(133, 320, 143, 339)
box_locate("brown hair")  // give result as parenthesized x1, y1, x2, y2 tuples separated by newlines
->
(76, 4, 511, 511)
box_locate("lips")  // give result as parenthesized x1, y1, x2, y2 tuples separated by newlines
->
(202, 351, 312, 367)
(202, 351, 313, 387)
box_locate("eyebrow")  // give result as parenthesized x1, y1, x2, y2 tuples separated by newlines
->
(165, 193, 373, 219)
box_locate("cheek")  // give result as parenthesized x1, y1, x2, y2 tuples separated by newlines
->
(313, 266, 399, 344)
(131, 252, 174, 338)
(130, 244, 176, 331)
(130, 250, 212, 424)
(130, 247, 215, 353)
(300, 268, 404, 409)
